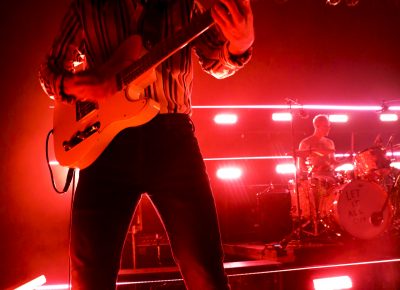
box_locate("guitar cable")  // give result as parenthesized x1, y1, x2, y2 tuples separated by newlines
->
(46, 129, 76, 289)
(46, 129, 75, 194)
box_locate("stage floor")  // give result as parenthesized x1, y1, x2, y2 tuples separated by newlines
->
(117, 229, 400, 290)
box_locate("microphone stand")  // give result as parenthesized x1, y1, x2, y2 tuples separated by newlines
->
(276, 99, 310, 250)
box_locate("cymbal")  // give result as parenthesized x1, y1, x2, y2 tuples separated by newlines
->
(295, 149, 335, 158)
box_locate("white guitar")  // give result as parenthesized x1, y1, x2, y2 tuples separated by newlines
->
(52, 10, 215, 169)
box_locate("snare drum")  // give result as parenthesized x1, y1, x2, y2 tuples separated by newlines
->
(289, 178, 333, 221)
(319, 180, 392, 239)
(289, 179, 316, 220)
(355, 147, 391, 177)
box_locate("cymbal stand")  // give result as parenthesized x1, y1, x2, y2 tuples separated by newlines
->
(276, 100, 314, 250)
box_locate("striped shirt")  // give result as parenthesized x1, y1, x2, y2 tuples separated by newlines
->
(39, 0, 252, 114)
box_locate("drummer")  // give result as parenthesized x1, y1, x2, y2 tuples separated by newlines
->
(297, 114, 338, 182)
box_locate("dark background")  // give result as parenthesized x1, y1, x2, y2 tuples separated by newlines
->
(0, 0, 399, 288)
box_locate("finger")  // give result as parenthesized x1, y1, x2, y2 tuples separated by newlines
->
(211, 13, 229, 38)
(211, 3, 232, 29)
(236, 0, 253, 15)
(217, 0, 241, 22)
(219, 0, 253, 22)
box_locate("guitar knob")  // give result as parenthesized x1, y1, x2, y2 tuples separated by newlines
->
(63, 141, 72, 151)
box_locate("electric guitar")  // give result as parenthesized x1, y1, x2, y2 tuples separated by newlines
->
(52, 10, 215, 169)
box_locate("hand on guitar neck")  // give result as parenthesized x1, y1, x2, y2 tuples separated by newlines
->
(211, 0, 254, 55)
(62, 70, 118, 102)
(60, 0, 255, 103)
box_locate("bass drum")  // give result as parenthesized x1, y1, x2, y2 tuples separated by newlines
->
(320, 180, 392, 239)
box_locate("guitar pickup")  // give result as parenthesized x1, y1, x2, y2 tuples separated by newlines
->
(76, 101, 99, 121)
(63, 122, 101, 152)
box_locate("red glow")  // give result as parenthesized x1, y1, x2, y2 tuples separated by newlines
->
(387, 152, 400, 157)
(214, 113, 238, 124)
(379, 113, 398, 122)
(50, 162, 80, 189)
(335, 163, 354, 171)
(14, 275, 46, 290)
(391, 162, 400, 169)
(313, 276, 352, 290)
(204, 156, 292, 161)
(329, 114, 349, 123)
(35, 284, 69, 290)
(272, 112, 292, 121)
(192, 104, 395, 111)
(275, 163, 296, 174)
(216, 167, 243, 180)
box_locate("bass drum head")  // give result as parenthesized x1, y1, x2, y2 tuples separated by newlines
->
(334, 180, 392, 239)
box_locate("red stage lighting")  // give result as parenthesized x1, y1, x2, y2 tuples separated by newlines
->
(379, 113, 398, 122)
(391, 162, 400, 170)
(193, 104, 399, 111)
(272, 112, 292, 121)
(334, 163, 354, 171)
(35, 284, 70, 290)
(328, 114, 349, 123)
(214, 113, 238, 124)
(275, 163, 296, 174)
(216, 167, 243, 180)
(313, 275, 352, 290)
(14, 275, 46, 290)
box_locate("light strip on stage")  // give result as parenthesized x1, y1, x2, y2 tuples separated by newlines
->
(216, 167, 243, 180)
(33, 284, 73, 289)
(204, 151, 400, 162)
(380, 113, 399, 122)
(204, 156, 293, 161)
(34, 280, 184, 289)
(193, 104, 399, 111)
(214, 113, 238, 124)
(34, 258, 400, 288)
(313, 276, 353, 290)
(227, 258, 400, 278)
(328, 114, 349, 123)
(50, 152, 399, 164)
(275, 163, 296, 174)
(48, 104, 400, 111)
(272, 112, 293, 121)
(14, 275, 46, 290)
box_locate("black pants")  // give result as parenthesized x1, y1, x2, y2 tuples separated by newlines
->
(70, 114, 230, 290)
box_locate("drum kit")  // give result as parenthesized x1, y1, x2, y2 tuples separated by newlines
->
(287, 145, 400, 243)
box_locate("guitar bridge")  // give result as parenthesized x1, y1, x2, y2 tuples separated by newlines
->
(63, 122, 101, 152)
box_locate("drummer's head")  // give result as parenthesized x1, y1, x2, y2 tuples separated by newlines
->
(313, 114, 331, 137)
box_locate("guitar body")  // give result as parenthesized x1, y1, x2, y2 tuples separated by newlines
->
(52, 11, 215, 169)
(53, 35, 161, 169)
(53, 96, 160, 169)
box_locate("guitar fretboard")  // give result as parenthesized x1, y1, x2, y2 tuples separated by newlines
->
(120, 11, 215, 87)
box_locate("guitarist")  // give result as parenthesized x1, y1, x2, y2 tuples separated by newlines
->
(39, 0, 254, 289)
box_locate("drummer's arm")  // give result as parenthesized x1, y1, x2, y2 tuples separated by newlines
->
(297, 142, 309, 178)
(329, 141, 340, 165)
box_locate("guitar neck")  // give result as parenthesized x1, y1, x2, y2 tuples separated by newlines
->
(120, 10, 215, 86)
